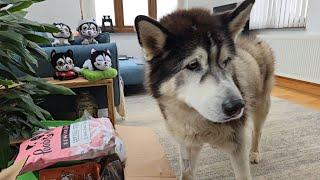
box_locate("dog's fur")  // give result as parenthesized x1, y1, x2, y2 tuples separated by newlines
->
(134, 0, 274, 179)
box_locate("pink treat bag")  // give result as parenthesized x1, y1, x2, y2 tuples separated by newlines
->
(15, 118, 115, 173)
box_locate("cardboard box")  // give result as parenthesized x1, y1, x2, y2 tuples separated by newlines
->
(117, 126, 176, 180)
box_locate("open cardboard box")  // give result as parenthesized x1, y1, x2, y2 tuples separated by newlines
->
(117, 126, 176, 180)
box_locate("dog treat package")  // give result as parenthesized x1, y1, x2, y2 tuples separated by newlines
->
(39, 162, 100, 180)
(38, 154, 125, 180)
(14, 118, 116, 173)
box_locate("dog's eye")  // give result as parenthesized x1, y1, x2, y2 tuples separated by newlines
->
(186, 60, 201, 71)
(57, 61, 64, 66)
(66, 59, 73, 64)
(90, 25, 96, 31)
(222, 57, 232, 68)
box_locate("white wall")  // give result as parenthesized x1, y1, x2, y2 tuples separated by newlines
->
(305, 0, 320, 34)
(25, 0, 320, 60)
(110, 33, 143, 59)
(26, 0, 81, 29)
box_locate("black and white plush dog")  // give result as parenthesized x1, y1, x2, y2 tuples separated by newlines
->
(51, 50, 80, 80)
(83, 48, 112, 71)
(77, 19, 99, 45)
(52, 23, 72, 46)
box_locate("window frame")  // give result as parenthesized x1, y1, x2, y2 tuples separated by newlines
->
(113, 0, 157, 33)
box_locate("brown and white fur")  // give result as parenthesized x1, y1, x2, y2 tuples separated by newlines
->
(134, 0, 274, 179)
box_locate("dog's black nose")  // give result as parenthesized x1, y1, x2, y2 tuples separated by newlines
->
(222, 99, 245, 117)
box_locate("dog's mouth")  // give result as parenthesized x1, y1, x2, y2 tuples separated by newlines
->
(224, 107, 244, 121)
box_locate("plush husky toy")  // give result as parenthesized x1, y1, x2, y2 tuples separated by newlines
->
(51, 50, 80, 80)
(77, 19, 99, 45)
(51, 23, 72, 46)
(83, 48, 112, 71)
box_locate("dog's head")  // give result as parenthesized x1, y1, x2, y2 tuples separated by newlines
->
(90, 48, 112, 70)
(135, 0, 255, 123)
(51, 50, 75, 72)
(77, 19, 99, 38)
(52, 23, 71, 39)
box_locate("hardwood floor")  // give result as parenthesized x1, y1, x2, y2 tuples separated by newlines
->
(272, 86, 320, 111)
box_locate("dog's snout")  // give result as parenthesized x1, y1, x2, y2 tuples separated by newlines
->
(222, 99, 244, 117)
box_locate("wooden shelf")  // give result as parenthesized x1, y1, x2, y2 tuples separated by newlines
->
(44, 77, 113, 88)
(44, 77, 116, 125)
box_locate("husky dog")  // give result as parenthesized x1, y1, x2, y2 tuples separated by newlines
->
(52, 23, 72, 46)
(83, 48, 112, 71)
(134, 0, 274, 179)
(51, 50, 80, 80)
(77, 19, 99, 45)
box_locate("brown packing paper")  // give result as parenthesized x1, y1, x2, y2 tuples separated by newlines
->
(0, 157, 27, 180)
(116, 125, 176, 179)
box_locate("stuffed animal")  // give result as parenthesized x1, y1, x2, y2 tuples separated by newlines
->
(51, 23, 72, 46)
(51, 50, 80, 80)
(77, 19, 99, 45)
(83, 48, 112, 71)
(81, 48, 117, 81)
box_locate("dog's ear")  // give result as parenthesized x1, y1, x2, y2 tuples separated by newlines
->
(225, 0, 255, 40)
(50, 50, 57, 67)
(51, 50, 56, 59)
(66, 49, 73, 58)
(91, 48, 96, 54)
(135, 15, 169, 61)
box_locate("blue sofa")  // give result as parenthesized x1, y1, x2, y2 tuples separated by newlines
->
(119, 59, 144, 85)
(36, 33, 120, 118)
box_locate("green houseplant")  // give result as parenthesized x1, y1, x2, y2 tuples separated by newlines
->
(0, 0, 75, 169)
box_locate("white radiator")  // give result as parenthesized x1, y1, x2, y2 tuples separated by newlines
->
(258, 34, 320, 84)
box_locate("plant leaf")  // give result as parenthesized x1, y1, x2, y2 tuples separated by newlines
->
(23, 33, 49, 44)
(26, 114, 47, 129)
(0, 79, 13, 86)
(0, 68, 17, 81)
(0, 0, 36, 5)
(21, 128, 31, 139)
(26, 40, 48, 60)
(20, 76, 76, 95)
(0, 124, 9, 170)
(5, 1, 33, 12)
(0, 31, 25, 45)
